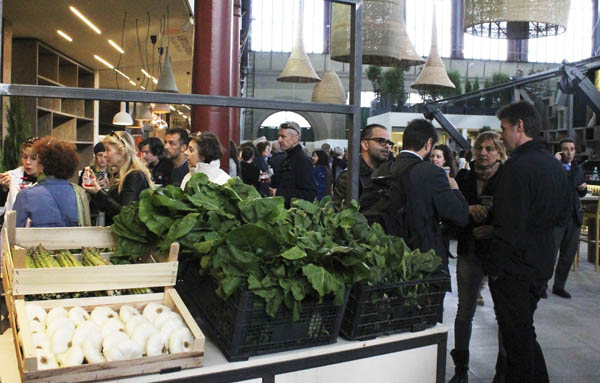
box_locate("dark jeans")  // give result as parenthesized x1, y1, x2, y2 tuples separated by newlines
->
(489, 276, 549, 383)
(553, 219, 581, 290)
(454, 254, 506, 360)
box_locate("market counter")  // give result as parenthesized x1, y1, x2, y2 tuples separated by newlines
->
(118, 324, 447, 383)
(1, 324, 447, 383)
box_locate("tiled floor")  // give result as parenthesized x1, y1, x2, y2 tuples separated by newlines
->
(444, 243, 600, 383)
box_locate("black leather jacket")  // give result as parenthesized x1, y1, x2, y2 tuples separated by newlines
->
(92, 170, 149, 225)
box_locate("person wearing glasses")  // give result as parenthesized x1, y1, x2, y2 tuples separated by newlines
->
(13, 136, 90, 227)
(82, 131, 152, 225)
(333, 124, 392, 209)
(450, 131, 507, 383)
(269, 121, 317, 208)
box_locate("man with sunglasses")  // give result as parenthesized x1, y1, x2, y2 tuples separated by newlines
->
(333, 124, 392, 208)
(269, 121, 317, 208)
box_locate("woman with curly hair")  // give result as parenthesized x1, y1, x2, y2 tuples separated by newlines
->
(13, 136, 90, 227)
(83, 131, 152, 224)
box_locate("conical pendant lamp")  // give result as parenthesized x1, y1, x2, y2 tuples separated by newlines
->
(155, 46, 179, 93)
(464, 0, 570, 39)
(134, 102, 153, 121)
(277, 0, 320, 83)
(113, 102, 133, 126)
(411, 10, 455, 91)
(312, 69, 346, 104)
(331, 0, 424, 67)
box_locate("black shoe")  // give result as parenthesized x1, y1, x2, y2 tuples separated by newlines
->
(449, 349, 469, 383)
(540, 290, 548, 299)
(552, 288, 572, 299)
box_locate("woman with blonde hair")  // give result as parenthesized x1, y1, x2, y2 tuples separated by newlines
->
(449, 130, 507, 383)
(83, 131, 152, 224)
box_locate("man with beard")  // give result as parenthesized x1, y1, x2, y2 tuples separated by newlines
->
(164, 128, 189, 187)
(333, 124, 392, 208)
(394, 119, 469, 275)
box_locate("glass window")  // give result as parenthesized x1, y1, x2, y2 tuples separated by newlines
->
(405, 0, 452, 57)
(251, 0, 325, 53)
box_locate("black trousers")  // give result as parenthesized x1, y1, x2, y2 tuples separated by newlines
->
(489, 276, 549, 383)
(553, 218, 581, 290)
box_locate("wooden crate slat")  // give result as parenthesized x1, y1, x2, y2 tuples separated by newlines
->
(12, 262, 178, 295)
(14, 226, 115, 250)
(165, 287, 205, 352)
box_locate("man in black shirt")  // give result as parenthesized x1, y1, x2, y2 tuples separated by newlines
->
(269, 121, 317, 207)
(164, 128, 189, 187)
(139, 137, 173, 186)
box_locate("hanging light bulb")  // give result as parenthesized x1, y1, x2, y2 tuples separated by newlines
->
(411, 9, 456, 91)
(155, 46, 179, 92)
(134, 102, 153, 121)
(277, 0, 320, 83)
(113, 101, 133, 126)
(464, 0, 571, 39)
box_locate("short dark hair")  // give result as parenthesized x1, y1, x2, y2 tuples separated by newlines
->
(33, 136, 79, 179)
(559, 138, 575, 148)
(138, 137, 165, 157)
(256, 141, 270, 155)
(241, 146, 255, 162)
(496, 101, 542, 138)
(361, 124, 386, 141)
(190, 132, 223, 163)
(165, 128, 190, 146)
(402, 119, 438, 151)
(312, 150, 330, 167)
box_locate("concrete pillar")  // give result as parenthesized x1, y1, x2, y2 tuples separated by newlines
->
(451, 0, 464, 59)
(507, 39, 528, 62)
(191, 0, 233, 171)
(593, 0, 600, 55)
(231, 0, 242, 146)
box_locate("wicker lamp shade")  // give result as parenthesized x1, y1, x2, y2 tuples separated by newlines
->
(411, 12, 455, 91)
(464, 0, 571, 39)
(331, 0, 424, 67)
(277, 0, 320, 83)
(312, 69, 346, 104)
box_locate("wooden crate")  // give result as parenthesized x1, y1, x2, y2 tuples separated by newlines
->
(1, 212, 205, 382)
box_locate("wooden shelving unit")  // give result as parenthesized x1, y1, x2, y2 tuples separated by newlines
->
(11, 39, 98, 176)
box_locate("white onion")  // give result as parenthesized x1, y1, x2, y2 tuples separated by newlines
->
(119, 305, 140, 323)
(168, 327, 194, 354)
(143, 303, 171, 323)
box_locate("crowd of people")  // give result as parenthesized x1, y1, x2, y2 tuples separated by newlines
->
(0, 101, 585, 383)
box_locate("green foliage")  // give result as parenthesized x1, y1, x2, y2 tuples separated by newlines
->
(418, 69, 462, 101)
(3, 98, 32, 172)
(366, 66, 383, 95)
(112, 174, 442, 320)
(482, 72, 512, 107)
(472, 77, 480, 92)
(464, 78, 472, 94)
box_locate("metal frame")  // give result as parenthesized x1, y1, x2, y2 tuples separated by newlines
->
(0, 0, 364, 199)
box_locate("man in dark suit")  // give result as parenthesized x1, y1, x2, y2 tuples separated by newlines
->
(487, 101, 570, 382)
(551, 138, 587, 298)
(395, 119, 469, 273)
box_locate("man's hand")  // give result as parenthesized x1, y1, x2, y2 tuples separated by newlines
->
(469, 204, 488, 223)
(554, 152, 563, 161)
(578, 182, 588, 192)
(268, 187, 277, 196)
(448, 175, 459, 190)
(473, 225, 494, 239)
(0, 172, 11, 191)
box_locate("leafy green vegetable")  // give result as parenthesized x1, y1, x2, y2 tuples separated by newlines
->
(111, 173, 442, 320)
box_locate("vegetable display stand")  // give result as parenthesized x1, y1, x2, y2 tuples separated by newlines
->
(177, 263, 349, 362)
(1, 212, 205, 383)
(340, 276, 450, 341)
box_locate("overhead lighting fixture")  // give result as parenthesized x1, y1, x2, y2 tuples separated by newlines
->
(141, 68, 158, 84)
(108, 40, 124, 54)
(94, 54, 113, 69)
(152, 77, 158, 84)
(69, 6, 102, 35)
(169, 105, 176, 111)
(113, 101, 133, 126)
(57, 30, 72, 42)
(114, 68, 130, 80)
(182, 105, 191, 110)
(129, 80, 136, 86)
(140, 85, 146, 90)
(153, 104, 170, 114)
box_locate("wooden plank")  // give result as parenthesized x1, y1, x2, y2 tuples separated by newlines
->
(0, 331, 22, 383)
(24, 353, 203, 383)
(15, 300, 38, 372)
(165, 288, 205, 352)
(168, 242, 180, 262)
(13, 226, 115, 250)
(12, 262, 178, 295)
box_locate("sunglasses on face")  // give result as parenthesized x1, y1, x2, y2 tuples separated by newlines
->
(365, 137, 395, 147)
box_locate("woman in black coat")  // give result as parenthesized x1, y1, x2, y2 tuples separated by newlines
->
(449, 131, 507, 383)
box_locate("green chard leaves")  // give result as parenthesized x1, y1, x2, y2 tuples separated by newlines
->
(112, 173, 441, 320)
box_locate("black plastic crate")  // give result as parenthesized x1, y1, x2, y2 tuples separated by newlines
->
(340, 276, 450, 341)
(177, 264, 348, 361)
